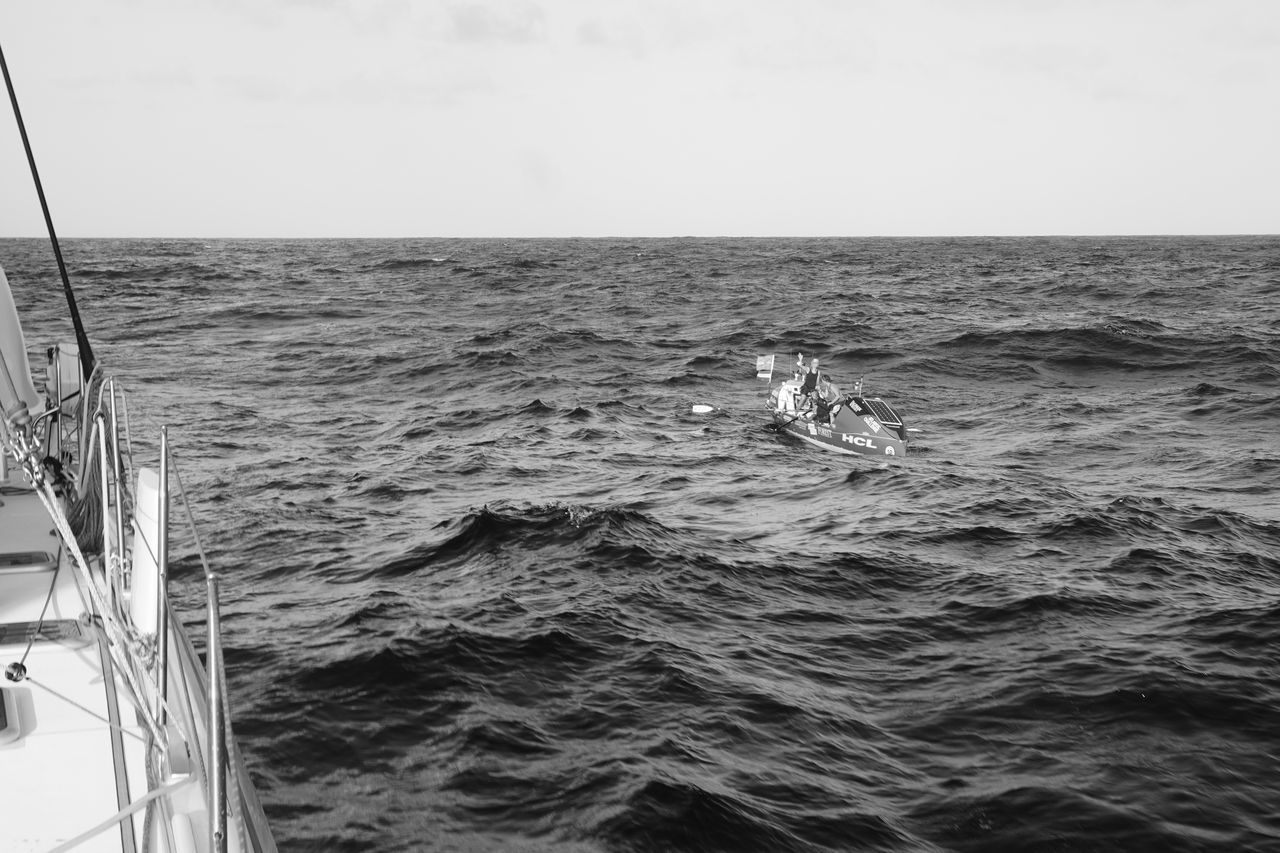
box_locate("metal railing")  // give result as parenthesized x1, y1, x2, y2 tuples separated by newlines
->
(10, 343, 261, 853)
(0, 326, 279, 851)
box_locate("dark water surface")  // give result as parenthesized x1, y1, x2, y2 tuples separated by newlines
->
(4, 236, 1279, 852)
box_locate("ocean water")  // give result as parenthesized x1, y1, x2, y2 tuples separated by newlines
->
(3, 235, 1279, 852)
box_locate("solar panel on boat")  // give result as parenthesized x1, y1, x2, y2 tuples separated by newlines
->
(862, 398, 902, 427)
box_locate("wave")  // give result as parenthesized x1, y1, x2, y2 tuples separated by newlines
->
(79, 261, 243, 283)
(23, 235, 1277, 853)
(909, 784, 1206, 852)
(363, 256, 455, 272)
(355, 504, 666, 577)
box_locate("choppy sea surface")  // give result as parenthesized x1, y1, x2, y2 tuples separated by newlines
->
(4, 236, 1279, 852)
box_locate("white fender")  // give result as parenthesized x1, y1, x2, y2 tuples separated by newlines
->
(170, 813, 198, 853)
(130, 467, 162, 636)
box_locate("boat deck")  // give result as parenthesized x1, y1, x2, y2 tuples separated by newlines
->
(0, 466, 150, 852)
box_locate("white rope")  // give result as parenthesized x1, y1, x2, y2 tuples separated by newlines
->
(43, 776, 194, 853)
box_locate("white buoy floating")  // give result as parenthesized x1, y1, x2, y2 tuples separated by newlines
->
(691, 404, 714, 414)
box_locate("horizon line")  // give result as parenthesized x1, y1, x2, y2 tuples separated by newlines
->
(1, 233, 1275, 241)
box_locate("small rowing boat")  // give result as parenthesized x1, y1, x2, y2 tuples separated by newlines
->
(759, 354, 909, 458)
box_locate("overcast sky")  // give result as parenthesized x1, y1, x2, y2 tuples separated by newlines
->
(1, 1, 1277, 238)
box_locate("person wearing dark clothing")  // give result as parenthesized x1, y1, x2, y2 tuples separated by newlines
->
(800, 358, 819, 395)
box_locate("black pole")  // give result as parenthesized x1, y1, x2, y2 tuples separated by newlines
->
(0, 39, 97, 380)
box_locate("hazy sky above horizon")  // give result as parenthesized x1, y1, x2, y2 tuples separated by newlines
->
(1, 1, 1277, 238)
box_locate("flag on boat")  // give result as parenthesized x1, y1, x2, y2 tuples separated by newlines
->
(756, 354, 775, 380)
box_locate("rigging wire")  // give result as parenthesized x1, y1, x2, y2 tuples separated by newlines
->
(0, 38, 97, 381)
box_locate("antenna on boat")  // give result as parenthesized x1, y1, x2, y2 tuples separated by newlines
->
(0, 39, 97, 381)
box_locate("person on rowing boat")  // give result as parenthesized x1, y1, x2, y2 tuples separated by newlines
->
(815, 375, 842, 424)
(795, 357, 820, 415)
(800, 357, 820, 396)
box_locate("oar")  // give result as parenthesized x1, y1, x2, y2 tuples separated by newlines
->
(767, 404, 812, 431)
(690, 400, 807, 430)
